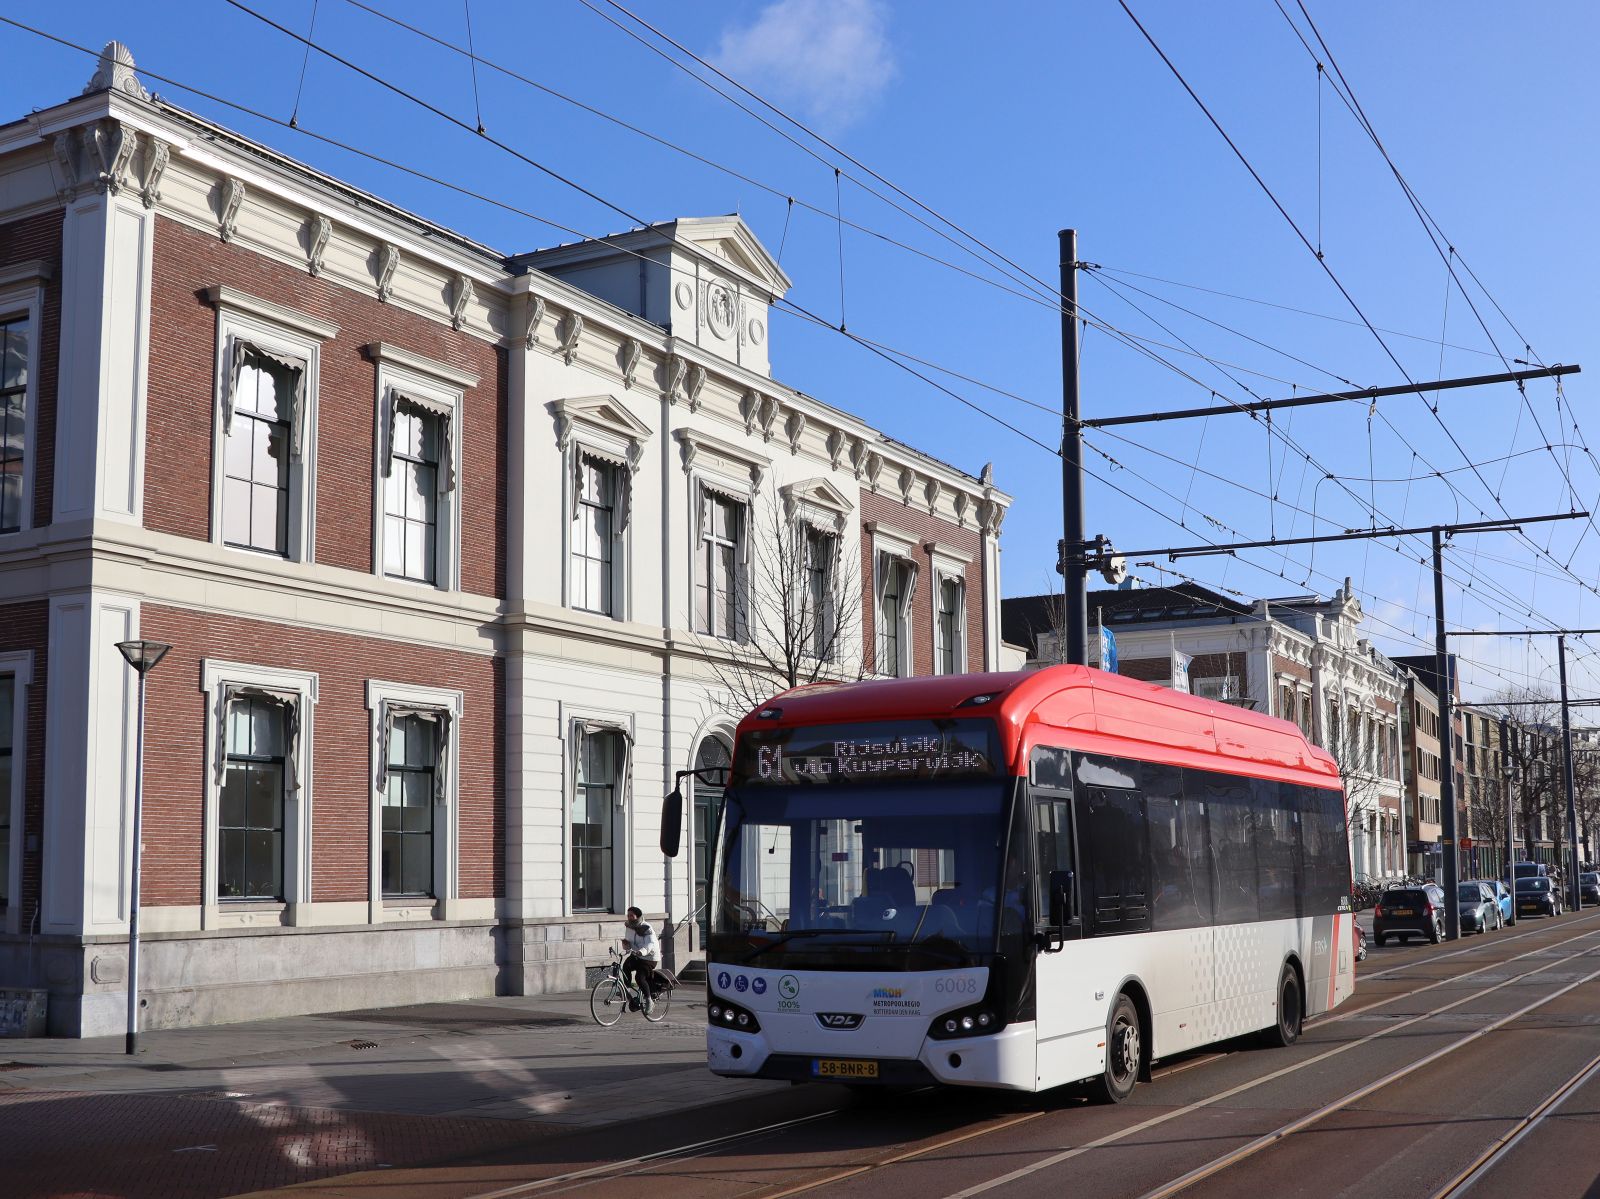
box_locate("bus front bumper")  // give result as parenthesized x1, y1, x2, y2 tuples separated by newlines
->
(709, 1021, 1037, 1090)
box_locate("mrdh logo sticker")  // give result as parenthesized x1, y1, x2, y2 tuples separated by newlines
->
(869, 985, 921, 1017)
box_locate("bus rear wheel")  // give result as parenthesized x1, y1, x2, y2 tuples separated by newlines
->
(1089, 993, 1142, 1104)
(1260, 963, 1302, 1048)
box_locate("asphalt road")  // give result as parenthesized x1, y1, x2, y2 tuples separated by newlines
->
(253, 905, 1600, 1199)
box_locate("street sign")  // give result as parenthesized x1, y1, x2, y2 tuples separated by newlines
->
(1460, 837, 1473, 850)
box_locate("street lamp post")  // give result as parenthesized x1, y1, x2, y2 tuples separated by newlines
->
(115, 639, 171, 1056)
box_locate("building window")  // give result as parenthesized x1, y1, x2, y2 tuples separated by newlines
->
(222, 348, 296, 556)
(573, 454, 619, 616)
(382, 713, 438, 897)
(219, 695, 289, 900)
(0, 675, 11, 907)
(876, 554, 916, 676)
(0, 314, 30, 533)
(573, 726, 626, 912)
(936, 576, 964, 675)
(383, 401, 442, 584)
(804, 526, 836, 660)
(696, 490, 745, 640)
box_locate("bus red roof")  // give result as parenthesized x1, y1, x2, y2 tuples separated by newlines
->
(737, 665, 1340, 788)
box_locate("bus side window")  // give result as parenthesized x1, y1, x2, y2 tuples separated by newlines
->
(1035, 796, 1074, 928)
(1080, 784, 1152, 936)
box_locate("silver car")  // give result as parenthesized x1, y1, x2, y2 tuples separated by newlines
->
(1458, 881, 1500, 933)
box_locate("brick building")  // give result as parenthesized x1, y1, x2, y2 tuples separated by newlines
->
(0, 47, 1010, 1035)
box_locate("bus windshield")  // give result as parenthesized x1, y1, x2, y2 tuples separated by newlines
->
(712, 782, 1008, 970)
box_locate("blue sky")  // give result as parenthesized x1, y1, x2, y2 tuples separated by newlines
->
(6, 0, 1596, 701)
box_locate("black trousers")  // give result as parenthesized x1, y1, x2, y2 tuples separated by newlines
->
(623, 953, 654, 999)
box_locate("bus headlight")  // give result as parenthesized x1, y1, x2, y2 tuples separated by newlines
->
(709, 999, 761, 1033)
(930, 1005, 1001, 1040)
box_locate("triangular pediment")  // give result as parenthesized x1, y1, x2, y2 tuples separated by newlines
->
(671, 215, 792, 298)
(551, 394, 652, 456)
(781, 476, 854, 518)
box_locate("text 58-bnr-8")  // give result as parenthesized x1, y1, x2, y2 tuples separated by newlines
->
(694, 665, 1354, 1103)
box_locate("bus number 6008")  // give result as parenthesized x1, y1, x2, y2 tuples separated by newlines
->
(935, 977, 979, 995)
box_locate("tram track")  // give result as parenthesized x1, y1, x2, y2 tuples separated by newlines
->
(461, 912, 1600, 1199)
(1131, 953, 1600, 1199)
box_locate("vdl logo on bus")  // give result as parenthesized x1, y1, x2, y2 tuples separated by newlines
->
(817, 1012, 864, 1030)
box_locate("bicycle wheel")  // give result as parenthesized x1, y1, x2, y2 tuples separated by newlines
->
(590, 977, 626, 1027)
(643, 988, 672, 1022)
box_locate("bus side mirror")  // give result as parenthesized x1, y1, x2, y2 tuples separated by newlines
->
(1049, 869, 1075, 926)
(661, 788, 684, 858)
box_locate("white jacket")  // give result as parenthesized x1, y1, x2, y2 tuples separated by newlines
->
(624, 920, 659, 961)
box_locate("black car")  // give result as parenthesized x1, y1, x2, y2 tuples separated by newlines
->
(1581, 872, 1600, 906)
(1373, 884, 1446, 945)
(1515, 875, 1563, 918)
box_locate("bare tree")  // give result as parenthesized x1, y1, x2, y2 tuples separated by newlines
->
(1323, 707, 1386, 878)
(694, 501, 867, 717)
(1482, 690, 1566, 863)
(1574, 736, 1600, 868)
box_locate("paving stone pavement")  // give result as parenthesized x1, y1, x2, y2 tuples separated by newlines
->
(0, 988, 786, 1199)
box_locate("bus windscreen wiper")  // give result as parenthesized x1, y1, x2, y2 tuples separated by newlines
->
(737, 929, 895, 962)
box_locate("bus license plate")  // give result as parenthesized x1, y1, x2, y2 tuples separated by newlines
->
(814, 1058, 878, 1079)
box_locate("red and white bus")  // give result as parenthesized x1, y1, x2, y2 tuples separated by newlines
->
(667, 665, 1354, 1100)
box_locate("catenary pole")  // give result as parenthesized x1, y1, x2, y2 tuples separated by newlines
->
(1433, 528, 1461, 939)
(1502, 716, 1515, 926)
(1061, 229, 1086, 666)
(1559, 636, 1583, 910)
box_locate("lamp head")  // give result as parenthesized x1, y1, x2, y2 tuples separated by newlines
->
(116, 639, 171, 676)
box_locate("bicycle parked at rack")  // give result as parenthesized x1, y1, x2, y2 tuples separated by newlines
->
(590, 947, 672, 1026)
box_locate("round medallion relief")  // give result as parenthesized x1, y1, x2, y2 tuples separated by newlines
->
(673, 281, 694, 310)
(706, 283, 737, 339)
(748, 318, 766, 346)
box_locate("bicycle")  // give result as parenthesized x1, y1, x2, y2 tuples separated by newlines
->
(590, 947, 671, 1026)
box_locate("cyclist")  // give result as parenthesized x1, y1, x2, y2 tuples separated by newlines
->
(620, 906, 659, 1011)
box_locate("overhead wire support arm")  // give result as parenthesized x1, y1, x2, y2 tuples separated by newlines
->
(1072, 512, 1587, 566)
(1080, 364, 1581, 429)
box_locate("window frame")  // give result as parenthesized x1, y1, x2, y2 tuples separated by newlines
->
(801, 522, 838, 662)
(926, 542, 970, 677)
(869, 525, 919, 677)
(206, 288, 336, 565)
(200, 659, 318, 928)
(566, 712, 635, 915)
(695, 483, 749, 642)
(0, 651, 32, 935)
(366, 678, 465, 920)
(0, 276, 44, 537)
(370, 348, 469, 593)
(555, 395, 650, 622)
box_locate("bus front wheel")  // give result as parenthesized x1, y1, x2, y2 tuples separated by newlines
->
(1090, 993, 1142, 1104)
(1260, 963, 1302, 1048)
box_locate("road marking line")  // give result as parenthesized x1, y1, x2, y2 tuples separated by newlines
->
(1431, 1045, 1600, 1198)
(1135, 957, 1600, 1199)
(941, 930, 1600, 1199)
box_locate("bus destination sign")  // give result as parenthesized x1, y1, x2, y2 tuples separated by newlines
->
(735, 720, 998, 786)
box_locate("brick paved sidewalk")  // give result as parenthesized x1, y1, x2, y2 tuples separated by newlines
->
(0, 989, 784, 1199)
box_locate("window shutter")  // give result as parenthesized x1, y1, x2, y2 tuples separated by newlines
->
(387, 390, 456, 491)
(229, 338, 309, 458)
(380, 703, 451, 803)
(217, 683, 301, 793)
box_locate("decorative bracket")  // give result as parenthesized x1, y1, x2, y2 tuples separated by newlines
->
(684, 363, 707, 411)
(306, 213, 332, 276)
(785, 410, 807, 454)
(662, 353, 687, 405)
(141, 138, 169, 209)
(376, 243, 399, 303)
(619, 338, 641, 388)
(826, 427, 846, 470)
(523, 294, 545, 349)
(218, 177, 245, 242)
(449, 272, 473, 331)
(558, 311, 584, 364)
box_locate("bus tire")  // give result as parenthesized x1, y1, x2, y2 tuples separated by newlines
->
(1089, 993, 1142, 1104)
(1260, 963, 1302, 1048)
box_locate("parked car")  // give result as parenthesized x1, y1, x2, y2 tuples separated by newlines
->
(1512, 861, 1548, 881)
(1373, 884, 1447, 945)
(1515, 875, 1563, 918)
(1466, 878, 1513, 924)
(1581, 872, 1600, 906)
(1353, 920, 1368, 963)
(1458, 882, 1500, 934)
